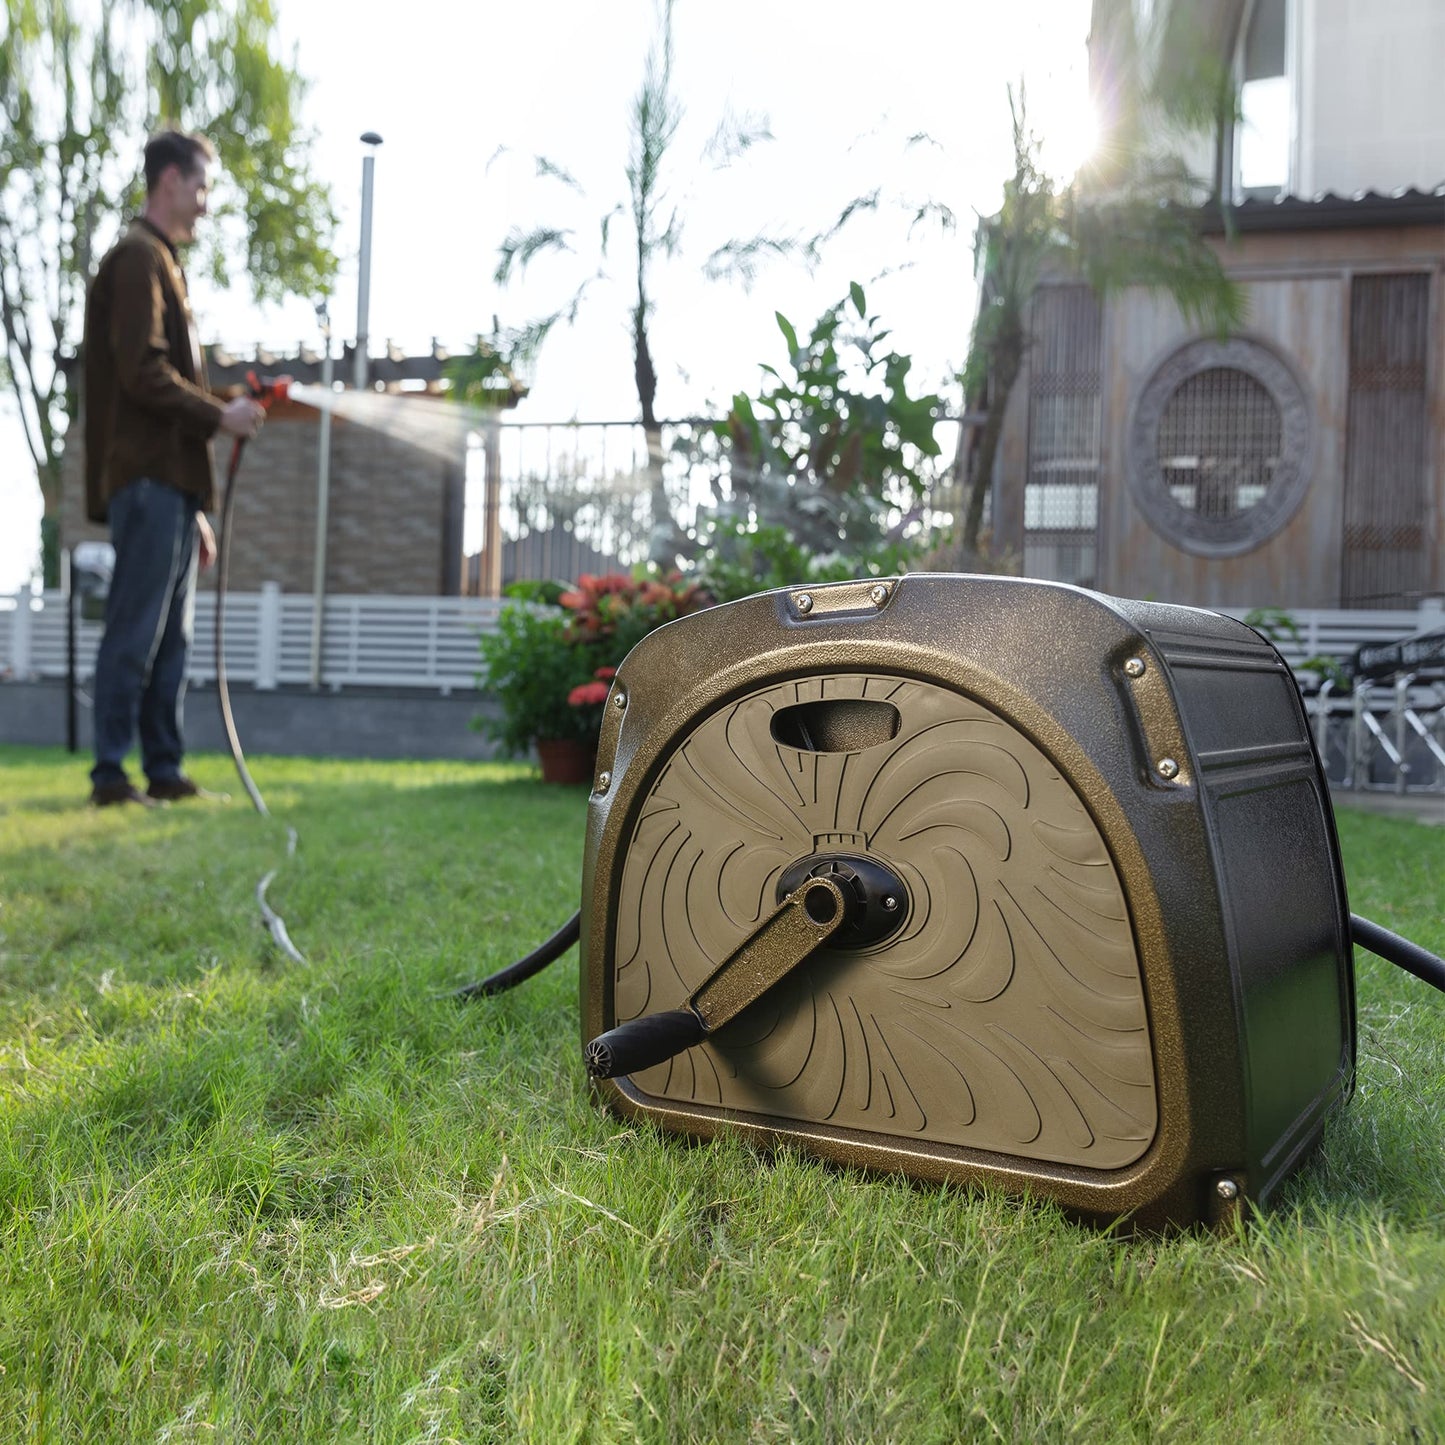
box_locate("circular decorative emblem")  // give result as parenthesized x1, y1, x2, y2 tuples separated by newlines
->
(1126, 336, 1314, 557)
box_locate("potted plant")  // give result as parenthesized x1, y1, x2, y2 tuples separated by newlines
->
(476, 572, 713, 782)
(476, 598, 601, 782)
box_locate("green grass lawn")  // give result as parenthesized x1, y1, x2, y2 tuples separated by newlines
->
(1, 744, 1442, 1442)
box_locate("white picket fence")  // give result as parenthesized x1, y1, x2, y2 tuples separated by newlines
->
(0, 585, 1439, 696)
(0, 585, 507, 693)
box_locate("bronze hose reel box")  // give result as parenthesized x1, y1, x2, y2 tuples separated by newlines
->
(576, 575, 1361, 1232)
(456, 573, 1443, 1231)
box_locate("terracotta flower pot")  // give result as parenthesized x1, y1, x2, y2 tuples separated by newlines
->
(535, 737, 597, 785)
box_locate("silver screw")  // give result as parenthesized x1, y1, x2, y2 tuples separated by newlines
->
(1216, 1178, 1239, 1201)
(596, 771, 611, 793)
(795, 593, 814, 614)
(870, 583, 890, 607)
(1124, 657, 1146, 678)
(882, 895, 899, 911)
(613, 691, 627, 711)
(1156, 757, 1179, 780)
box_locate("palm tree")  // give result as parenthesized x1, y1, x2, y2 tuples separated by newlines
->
(957, 2, 1246, 559)
(494, 1, 782, 563)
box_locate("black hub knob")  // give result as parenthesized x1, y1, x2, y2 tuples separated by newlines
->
(775, 853, 909, 949)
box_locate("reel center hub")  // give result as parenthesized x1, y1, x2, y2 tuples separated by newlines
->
(775, 852, 909, 949)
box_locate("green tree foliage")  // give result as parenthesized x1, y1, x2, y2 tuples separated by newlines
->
(957, 19, 1247, 558)
(1243, 607, 1353, 694)
(687, 284, 945, 600)
(0, 0, 337, 581)
(474, 604, 599, 754)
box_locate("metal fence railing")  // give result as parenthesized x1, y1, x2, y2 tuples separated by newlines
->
(462, 416, 968, 594)
(1303, 676, 1445, 795)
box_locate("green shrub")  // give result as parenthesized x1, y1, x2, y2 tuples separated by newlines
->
(476, 572, 713, 755)
(475, 605, 599, 755)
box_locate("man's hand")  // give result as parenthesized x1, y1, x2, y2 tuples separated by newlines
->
(218, 396, 265, 438)
(196, 512, 217, 571)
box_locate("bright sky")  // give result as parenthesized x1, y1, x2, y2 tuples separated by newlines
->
(0, 0, 1096, 591)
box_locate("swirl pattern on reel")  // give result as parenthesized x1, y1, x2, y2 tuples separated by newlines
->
(612, 673, 1157, 1168)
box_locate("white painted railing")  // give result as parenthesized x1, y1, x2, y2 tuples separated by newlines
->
(1216, 604, 1443, 676)
(0, 586, 1439, 696)
(0, 585, 507, 693)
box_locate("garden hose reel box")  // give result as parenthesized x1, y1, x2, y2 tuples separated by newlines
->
(579, 576, 1354, 1230)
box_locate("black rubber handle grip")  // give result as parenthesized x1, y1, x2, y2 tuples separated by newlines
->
(585, 1009, 705, 1078)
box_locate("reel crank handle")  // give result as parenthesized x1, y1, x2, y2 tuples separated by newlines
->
(584, 875, 847, 1080)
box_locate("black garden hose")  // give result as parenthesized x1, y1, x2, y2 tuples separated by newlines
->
(450, 911, 581, 1000)
(1351, 912, 1445, 994)
(455, 909, 1445, 1005)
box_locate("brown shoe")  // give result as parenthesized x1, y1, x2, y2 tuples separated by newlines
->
(146, 775, 224, 802)
(91, 782, 158, 808)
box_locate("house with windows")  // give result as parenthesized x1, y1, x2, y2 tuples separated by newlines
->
(990, 0, 1445, 609)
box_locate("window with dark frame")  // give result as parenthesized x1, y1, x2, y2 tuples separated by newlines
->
(1156, 367, 1283, 521)
(1023, 285, 1102, 586)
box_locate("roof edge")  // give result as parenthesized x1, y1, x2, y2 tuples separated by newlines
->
(1201, 187, 1445, 234)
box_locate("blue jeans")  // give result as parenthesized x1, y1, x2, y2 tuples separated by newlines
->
(90, 479, 200, 789)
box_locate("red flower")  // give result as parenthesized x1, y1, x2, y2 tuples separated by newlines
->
(568, 680, 611, 707)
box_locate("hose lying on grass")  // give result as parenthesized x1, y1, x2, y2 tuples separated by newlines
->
(214, 374, 305, 966)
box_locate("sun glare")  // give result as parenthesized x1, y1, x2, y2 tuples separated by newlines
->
(1033, 68, 1101, 182)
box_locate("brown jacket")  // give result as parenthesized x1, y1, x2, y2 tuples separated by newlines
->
(83, 218, 226, 523)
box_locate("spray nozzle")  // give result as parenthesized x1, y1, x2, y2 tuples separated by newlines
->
(246, 370, 293, 410)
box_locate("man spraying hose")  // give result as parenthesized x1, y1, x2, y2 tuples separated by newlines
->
(82, 129, 266, 808)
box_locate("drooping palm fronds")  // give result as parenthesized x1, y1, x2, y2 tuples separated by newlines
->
(703, 107, 774, 168)
(702, 234, 800, 287)
(493, 226, 575, 287)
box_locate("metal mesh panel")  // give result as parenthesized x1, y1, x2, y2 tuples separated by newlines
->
(463, 415, 966, 593)
(1024, 285, 1102, 585)
(1342, 273, 1430, 609)
(463, 423, 659, 592)
(1156, 368, 1282, 520)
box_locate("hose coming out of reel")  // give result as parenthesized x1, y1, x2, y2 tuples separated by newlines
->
(455, 900, 1444, 1084)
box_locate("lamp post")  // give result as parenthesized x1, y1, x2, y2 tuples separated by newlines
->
(353, 131, 383, 392)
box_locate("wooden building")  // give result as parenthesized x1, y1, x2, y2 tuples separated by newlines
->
(987, 0, 1445, 609)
